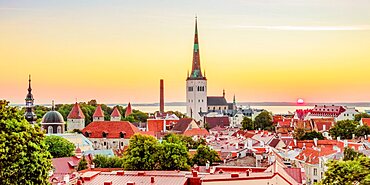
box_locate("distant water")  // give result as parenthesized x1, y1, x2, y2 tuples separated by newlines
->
(131, 105, 370, 114)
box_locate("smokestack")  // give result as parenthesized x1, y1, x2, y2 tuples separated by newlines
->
(160, 79, 164, 113)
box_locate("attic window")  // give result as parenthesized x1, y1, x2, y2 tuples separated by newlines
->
(85, 132, 90, 137)
(102, 132, 108, 138)
(120, 132, 126, 138)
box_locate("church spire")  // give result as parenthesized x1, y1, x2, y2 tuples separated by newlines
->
(25, 75, 37, 124)
(189, 16, 204, 79)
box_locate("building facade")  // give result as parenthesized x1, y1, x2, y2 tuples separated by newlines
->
(186, 17, 208, 121)
(67, 102, 85, 131)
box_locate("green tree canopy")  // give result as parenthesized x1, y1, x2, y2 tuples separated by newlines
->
(192, 144, 221, 166)
(93, 155, 124, 168)
(329, 120, 358, 139)
(163, 133, 206, 150)
(45, 135, 75, 158)
(319, 148, 370, 184)
(123, 134, 161, 170)
(0, 100, 52, 184)
(354, 125, 370, 137)
(158, 141, 190, 170)
(254, 111, 273, 130)
(77, 155, 88, 171)
(241, 117, 254, 130)
(301, 131, 324, 140)
(354, 112, 370, 122)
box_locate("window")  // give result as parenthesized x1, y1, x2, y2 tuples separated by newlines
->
(57, 126, 61, 134)
(198, 99, 200, 102)
(102, 132, 108, 138)
(103, 142, 107, 146)
(121, 142, 124, 146)
(85, 132, 90, 137)
(202, 99, 204, 102)
(48, 126, 53, 134)
(188, 87, 193, 91)
(313, 168, 317, 176)
(120, 132, 126, 138)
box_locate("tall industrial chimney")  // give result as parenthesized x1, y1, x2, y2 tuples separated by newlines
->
(160, 79, 164, 113)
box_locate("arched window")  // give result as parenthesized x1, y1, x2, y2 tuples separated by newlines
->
(57, 126, 62, 134)
(48, 126, 53, 134)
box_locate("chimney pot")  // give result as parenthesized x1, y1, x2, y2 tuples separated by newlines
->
(127, 182, 135, 185)
(138, 171, 145, 176)
(151, 176, 155, 183)
(117, 171, 124, 176)
(104, 181, 112, 185)
(192, 170, 198, 177)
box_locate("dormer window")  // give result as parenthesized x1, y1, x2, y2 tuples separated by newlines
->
(120, 132, 126, 138)
(85, 132, 90, 137)
(102, 132, 108, 138)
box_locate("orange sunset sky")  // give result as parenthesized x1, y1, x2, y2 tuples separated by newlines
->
(1, 0, 370, 104)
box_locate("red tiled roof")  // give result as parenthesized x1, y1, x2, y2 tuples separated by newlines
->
(147, 119, 165, 133)
(172, 118, 194, 133)
(125, 102, 132, 117)
(295, 147, 336, 164)
(93, 105, 104, 118)
(284, 168, 302, 183)
(316, 122, 333, 131)
(183, 128, 209, 137)
(82, 121, 139, 139)
(52, 156, 80, 174)
(204, 116, 230, 129)
(67, 102, 85, 119)
(81, 171, 188, 185)
(111, 106, 121, 118)
(362, 118, 370, 127)
(277, 119, 291, 127)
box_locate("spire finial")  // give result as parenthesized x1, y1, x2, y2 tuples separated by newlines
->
(51, 100, 55, 111)
(28, 74, 32, 92)
(223, 89, 225, 97)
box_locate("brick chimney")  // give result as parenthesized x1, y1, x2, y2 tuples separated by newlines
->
(189, 170, 201, 185)
(160, 79, 164, 113)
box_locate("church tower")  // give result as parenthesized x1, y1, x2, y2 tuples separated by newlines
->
(186, 17, 207, 121)
(25, 75, 37, 124)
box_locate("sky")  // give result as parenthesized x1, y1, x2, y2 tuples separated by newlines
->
(1, 0, 370, 104)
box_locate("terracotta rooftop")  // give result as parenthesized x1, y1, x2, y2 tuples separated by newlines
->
(82, 121, 139, 139)
(183, 128, 209, 137)
(125, 102, 132, 117)
(93, 105, 104, 118)
(204, 116, 230, 129)
(172, 118, 194, 134)
(111, 106, 121, 118)
(67, 102, 85, 119)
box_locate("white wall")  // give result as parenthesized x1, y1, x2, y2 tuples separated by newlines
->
(186, 79, 207, 121)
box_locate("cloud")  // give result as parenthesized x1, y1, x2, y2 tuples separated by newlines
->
(235, 25, 370, 31)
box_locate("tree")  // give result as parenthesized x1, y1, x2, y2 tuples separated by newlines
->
(0, 100, 52, 184)
(77, 155, 88, 171)
(241, 117, 254, 130)
(158, 141, 190, 170)
(163, 133, 206, 150)
(123, 134, 161, 170)
(301, 131, 324, 140)
(254, 111, 273, 130)
(354, 112, 370, 122)
(192, 145, 221, 166)
(319, 148, 370, 184)
(329, 120, 358, 139)
(343, 147, 364, 161)
(45, 135, 75, 158)
(93, 155, 124, 168)
(354, 125, 370, 137)
(293, 127, 306, 140)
